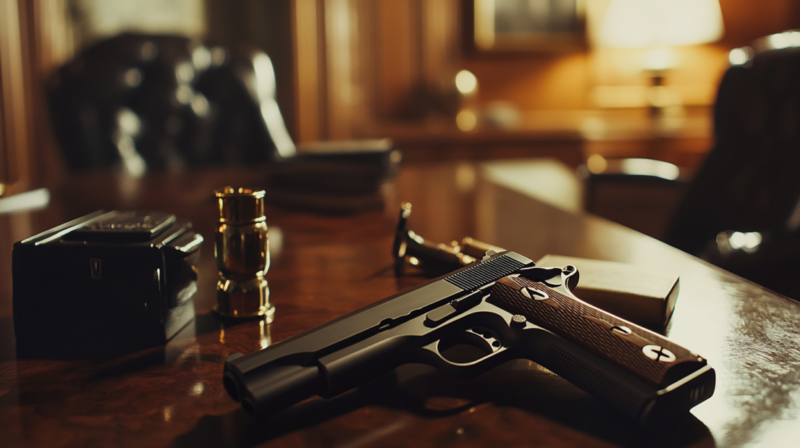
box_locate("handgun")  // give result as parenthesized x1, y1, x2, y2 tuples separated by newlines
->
(222, 251, 715, 424)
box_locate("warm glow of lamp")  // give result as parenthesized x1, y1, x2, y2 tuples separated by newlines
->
(599, 0, 724, 51)
(597, 0, 724, 114)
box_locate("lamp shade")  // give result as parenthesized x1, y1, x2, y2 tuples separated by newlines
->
(599, 0, 724, 48)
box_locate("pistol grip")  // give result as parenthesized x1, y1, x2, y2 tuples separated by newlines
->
(489, 275, 715, 421)
(490, 276, 704, 388)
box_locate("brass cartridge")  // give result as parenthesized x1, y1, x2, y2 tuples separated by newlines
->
(214, 187, 275, 321)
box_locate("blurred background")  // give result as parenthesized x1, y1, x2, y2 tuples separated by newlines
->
(2, 0, 800, 239)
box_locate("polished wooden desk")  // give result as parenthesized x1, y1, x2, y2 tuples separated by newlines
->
(1, 161, 799, 447)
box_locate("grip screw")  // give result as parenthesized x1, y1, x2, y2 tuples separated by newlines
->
(611, 325, 632, 335)
(527, 287, 549, 300)
(642, 345, 676, 362)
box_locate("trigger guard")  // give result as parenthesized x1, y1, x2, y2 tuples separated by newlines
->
(423, 331, 503, 368)
(417, 339, 511, 379)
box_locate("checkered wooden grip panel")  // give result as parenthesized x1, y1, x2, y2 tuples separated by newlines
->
(489, 276, 705, 388)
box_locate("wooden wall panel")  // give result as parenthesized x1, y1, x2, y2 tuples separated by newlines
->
(292, 0, 461, 141)
(24, 0, 72, 189)
(255, 0, 800, 142)
(293, 0, 371, 142)
(0, 0, 72, 196)
(323, 0, 359, 139)
(420, 0, 460, 88)
(374, 0, 418, 119)
(0, 0, 31, 196)
(293, 0, 323, 143)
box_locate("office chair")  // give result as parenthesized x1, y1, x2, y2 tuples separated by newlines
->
(46, 33, 399, 210)
(662, 32, 800, 297)
(581, 157, 688, 240)
(586, 31, 800, 299)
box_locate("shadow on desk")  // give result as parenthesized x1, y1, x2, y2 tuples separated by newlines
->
(172, 361, 712, 448)
(0, 317, 16, 363)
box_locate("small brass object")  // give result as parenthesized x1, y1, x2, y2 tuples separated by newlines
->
(214, 187, 275, 321)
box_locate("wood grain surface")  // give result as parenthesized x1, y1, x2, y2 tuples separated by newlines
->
(1, 160, 799, 447)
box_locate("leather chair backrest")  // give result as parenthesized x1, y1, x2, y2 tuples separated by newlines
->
(664, 44, 800, 254)
(47, 33, 295, 174)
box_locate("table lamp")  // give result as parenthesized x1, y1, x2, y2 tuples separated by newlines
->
(597, 0, 724, 115)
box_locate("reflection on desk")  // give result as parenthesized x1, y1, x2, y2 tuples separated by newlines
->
(1, 161, 799, 447)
